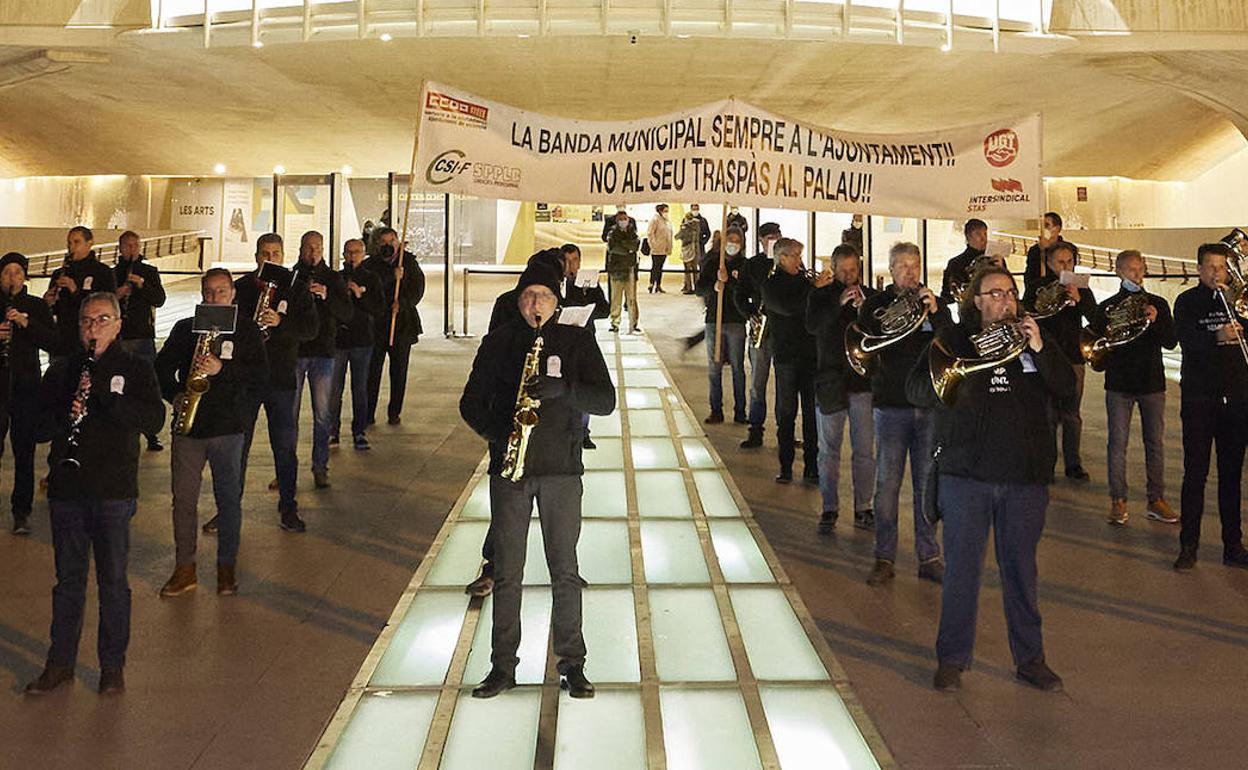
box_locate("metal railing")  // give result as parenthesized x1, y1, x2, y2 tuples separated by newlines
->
(24, 230, 209, 278)
(993, 231, 1200, 283)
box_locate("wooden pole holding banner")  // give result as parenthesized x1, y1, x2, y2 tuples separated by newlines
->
(390, 80, 427, 347)
(714, 204, 728, 364)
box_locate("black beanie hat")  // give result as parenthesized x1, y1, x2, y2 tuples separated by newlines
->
(526, 247, 565, 274)
(515, 262, 563, 303)
(0, 252, 28, 276)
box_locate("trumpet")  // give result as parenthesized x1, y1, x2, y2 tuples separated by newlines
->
(845, 287, 930, 377)
(929, 317, 1029, 406)
(254, 280, 277, 340)
(499, 319, 545, 482)
(1079, 292, 1152, 372)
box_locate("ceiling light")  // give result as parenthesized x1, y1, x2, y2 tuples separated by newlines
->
(379, 33, 393, 42)
(273, 164, 285, 174)
(214, 163, 226, 174)
(517, 33, 530, 38)
(341, 165, 353, 175)
(676, 34, 690, 39)
(252, 40, 264, 49)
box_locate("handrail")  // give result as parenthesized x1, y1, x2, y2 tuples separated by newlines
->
(992, 231, 1198, 284)
(24, 230, 207, 278)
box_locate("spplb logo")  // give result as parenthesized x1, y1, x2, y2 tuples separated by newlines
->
(983, 129, 1019, 168)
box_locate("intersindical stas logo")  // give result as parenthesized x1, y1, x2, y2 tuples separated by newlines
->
(983, 129, 1019, 168)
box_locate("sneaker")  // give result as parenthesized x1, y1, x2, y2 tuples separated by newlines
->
(24, 665, 73, 695)
(329, 435, 340, 447)
(1065, 465, 1090, 483)
(1146, 498, 1179, 524)
(704, 412, 724, 425)
(1016, 659, 1063, 692)
(1107, 499, 1129, 527)
(853, 509, 875, 531)
(353, 435, 371, 451)
(933, 663, 962, 692)
(1223, 548, 1248, 569)
(561, 665, 595, 699)
(387, 414, 402, 426)
(775, 469, 792, 484)
(202, 515, 219, 535)
(739, 430, 763, 449)
(918, 559, 945, 584)
(582, 435, 597, 450)
(159, 564, 198, 598)
(280, 508, 306, 533)
(11, 515, 30, 536)
(217, 563, 238, 595)
(818, 510, 837, 533)
(866, 559, 895, 586)
(98, 667, 125, 695)
(313, 470, 331, 489)
(1174, 546, 1197, 572)
(472, 667, 517, 699)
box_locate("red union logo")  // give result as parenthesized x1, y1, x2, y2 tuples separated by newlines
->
(425, 91, 489, 124)
(984, 129, 1018, 168)
(991, 178, 1023, 193)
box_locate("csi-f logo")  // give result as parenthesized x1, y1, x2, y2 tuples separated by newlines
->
(427, 150, 471, 185)
(983, 129, 1019, 168)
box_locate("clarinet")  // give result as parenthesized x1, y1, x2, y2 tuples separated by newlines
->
(61, 339, 97, 469)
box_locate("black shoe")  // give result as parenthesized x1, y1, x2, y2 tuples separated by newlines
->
(561, 665, 595, 699)
(818, 510, 837, 533)
(853, 509, 874, 531)
(367, 416, 376, 426)
(146, 438, 164, 452)
(354, 435, 371, 451)
(582, 435, 597, 450)
(739, 430, 763, 449)
(1065, 465, 1090, 483)
(733, 413, 748, 425)
(202, 515, 219, 535)
(313, 470, 331, 489)
(24, 665, 73, 695)
(1016, 659, 1063, 692)
(280, 509, 306, 533)
(918, 559, 945, 584)
(12, 515, 30, 536)
(802, 468, 819, 485)
(329, 435, 340, 447)
(933, 663, 962, 692)
(472, 667, 517, 699)
(681, 288, 694, 295)
(1174, 546, 1197, 572)
(775, 470, 792, 484)
(866, 559, 895, 586)
(98, 667, 125, 695)
(387, 414, 401, 426)
(609, 325, 619, 333)
(1223, 548, 1248, 569)
(704, 412, 724, 425)
(465, 562, 495, 597)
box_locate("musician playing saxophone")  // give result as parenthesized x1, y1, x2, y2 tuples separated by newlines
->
(906, 265, 1074, 694)
(857, 242, 950, 587)
(154, 269, 268, 598)
(1087, 250, 1177, 527)
(459, 266, 615, 701)
(1022, 242, 1096, 482)
(27, 292, 164, 696)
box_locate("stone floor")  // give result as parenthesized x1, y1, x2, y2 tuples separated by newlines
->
(0, 272, 1245, 769)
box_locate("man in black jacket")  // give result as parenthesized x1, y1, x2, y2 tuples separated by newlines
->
(1023, 211, 1079, 292)
(293, 231, 352, 489)
(907, 266, 1075, 694)
(488, 249, 567, 333)
(939, 219, 995, 306)
(1173, 242, 1248, 572)
(155, 269, 268, 598)
(365, 227, 425, 426)
(44, 226, 117, 360)
(762, 237, 819, 484)
(696, 227, 749, 425)
(1088, 250, 1178, 527)
(26, 292, 165, 696)
(858, 242, 949, 586)
(332, 239, 385, 451)
(807, 244, 877, 532)
(460, 266, 616, 700)
(114, 230, 168, 451)
(229, 233, 318, 533)
(0, 252, 58, 535)
(735, 222, 783, 448)
(1022, 242, 1096, 481)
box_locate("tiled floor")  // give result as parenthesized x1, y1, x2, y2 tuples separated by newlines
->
(309, 329, 887, 770)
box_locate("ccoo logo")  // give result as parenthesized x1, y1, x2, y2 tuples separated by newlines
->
(983, 129, 1019, 168)
(426, 149, 471, 185)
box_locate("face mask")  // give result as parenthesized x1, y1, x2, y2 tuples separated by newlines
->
(690, 209, 699, 216)
(725, 244, 742, 257)
(1122, 278, 1142, 293)
(617, 220, 628, 229)
(379, 244, 396, 260)
(765, 241, 775, 259)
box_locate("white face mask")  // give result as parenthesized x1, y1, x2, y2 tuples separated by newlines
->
(725, 244, 742, 257)
(1122, 278, 1142, 293)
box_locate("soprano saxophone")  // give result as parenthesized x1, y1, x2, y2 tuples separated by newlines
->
(173, 329, 219, 436)
(499, 321, 545, 482)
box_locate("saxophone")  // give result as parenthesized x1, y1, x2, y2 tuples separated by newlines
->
(747, 261, 776, 348)
(173, 329, 219, 436)
(61, 339, 97, 468)
(499, 322, 545, 482)
(255, 280, 277, 340)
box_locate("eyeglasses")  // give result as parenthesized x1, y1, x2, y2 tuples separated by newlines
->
(977, 288, 1019, 301)
(79, 314, 117, 328)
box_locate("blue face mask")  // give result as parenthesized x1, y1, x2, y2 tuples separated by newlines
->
(1122, 278, 1142, 293)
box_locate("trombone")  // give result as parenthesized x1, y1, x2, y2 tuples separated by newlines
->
(1216, 285, 1248, 370)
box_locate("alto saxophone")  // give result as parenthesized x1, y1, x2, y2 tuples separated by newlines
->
(255, 280, 277, 340)
(173, 329, 220, 436)
(499, 322, 546, 482)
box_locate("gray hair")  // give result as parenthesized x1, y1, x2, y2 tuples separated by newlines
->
(888, 241, 921, 269)
(773, 237, 804, 259)
(81, 291, 121, 319)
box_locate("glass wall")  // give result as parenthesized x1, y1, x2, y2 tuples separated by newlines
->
(757, 208, 809, 255)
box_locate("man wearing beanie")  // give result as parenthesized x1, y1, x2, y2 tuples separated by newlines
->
(0, 253, 57, 535)
(487, 249, 565, 332)
(460, 264, 615, 700)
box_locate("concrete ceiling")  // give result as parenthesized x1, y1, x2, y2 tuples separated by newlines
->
(0, 32, 1245, 180)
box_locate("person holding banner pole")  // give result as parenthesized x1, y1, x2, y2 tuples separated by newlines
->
(365, 228, 425, 427)
(695, 224, 747, 425)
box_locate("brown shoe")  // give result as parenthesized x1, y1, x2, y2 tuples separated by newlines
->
(98, 667, 125, 695)
(217, 563, 238, 596)
(1146, 498, 1179, 524)
(24, 665, 73, 695)
(866, 559, 895, 586)
(1107, 499, 1129, 527)
(159, 564, 197, 598)
(267, 477, 279, 491)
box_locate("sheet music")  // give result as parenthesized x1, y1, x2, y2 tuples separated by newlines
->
(574, 269, 600, 289)
(557, 305, 594, 327)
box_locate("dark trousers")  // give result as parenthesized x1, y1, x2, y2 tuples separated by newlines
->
(0, 401, 38, 518)
(367, 342, 412, 422)
(1180, 397, 1248, 554)
(649, 254, 667, 288)
(774, 361, 817, 473)
(936, 476, 1048, 669)
(47, 498, 136, 669)
(171, 433, 244, 566)
(332, 346, 373, 439)
(1056, 363, 1085, 470)
(117, 338, 160, 443)
(488, 474, 586, 676)
(241, 388, 299, 512)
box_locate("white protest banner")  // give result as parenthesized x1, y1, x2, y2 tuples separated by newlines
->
(413, 81, 1042, 220)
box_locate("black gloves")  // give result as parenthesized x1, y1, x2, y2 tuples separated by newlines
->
(526, 375, 568, 402)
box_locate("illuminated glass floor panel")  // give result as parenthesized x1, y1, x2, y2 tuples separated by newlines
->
(308, 332, 888, 770)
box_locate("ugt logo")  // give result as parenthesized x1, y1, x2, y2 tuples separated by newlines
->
(427, 150, 472, 185)
(983, 129, 1019, 168)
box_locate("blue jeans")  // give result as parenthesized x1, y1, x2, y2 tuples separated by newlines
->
(1106, 390, 1165, 502)
(295, 357, 335, 473)
(47, 498, 136, 669)
(872, 407, 940, 564)
(705, 323, 747, 417)
(817, 392, 875, 514)
(171, 433, 244, 566)
(746, 334, 773, 431)
(242, 388, 299, 511)
(332, 346, 374, 439)
(936, 476, 1048, 668)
